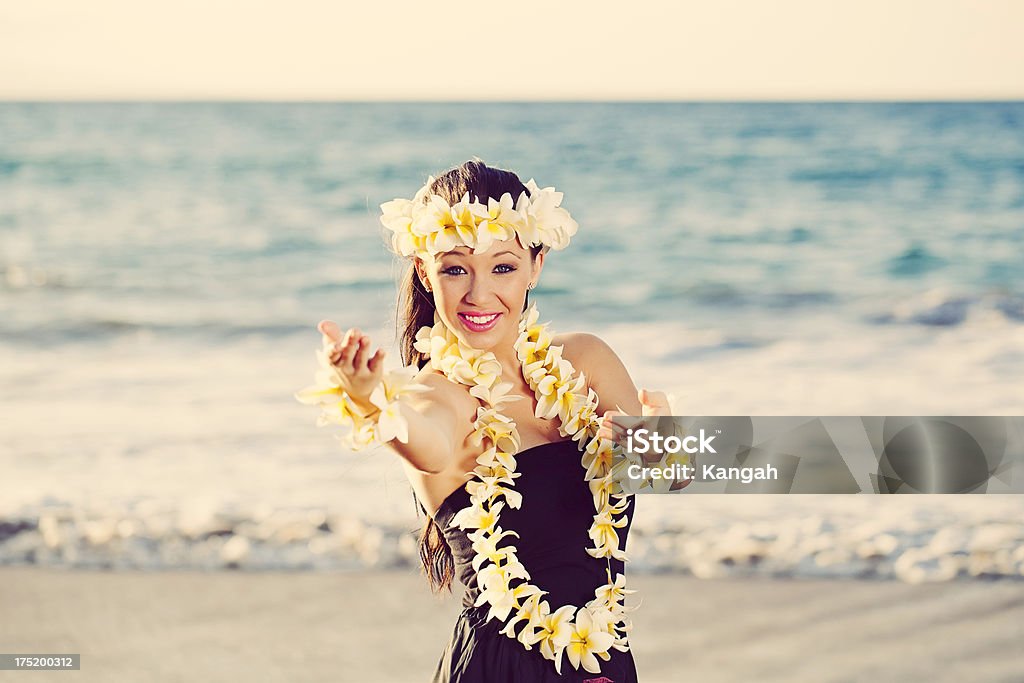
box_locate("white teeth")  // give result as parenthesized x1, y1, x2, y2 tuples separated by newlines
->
(464, 314, 498, 324)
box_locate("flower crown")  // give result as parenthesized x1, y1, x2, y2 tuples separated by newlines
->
(379, 177, 579, 258)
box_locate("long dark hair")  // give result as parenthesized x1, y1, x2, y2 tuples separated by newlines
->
(395, 159, 539, 593)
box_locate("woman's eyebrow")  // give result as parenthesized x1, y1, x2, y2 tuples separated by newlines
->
(441, 249, 521, 259)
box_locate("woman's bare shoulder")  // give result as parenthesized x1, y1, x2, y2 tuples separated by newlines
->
(553, 331, 621, 369)
(554, 331, 641, 413)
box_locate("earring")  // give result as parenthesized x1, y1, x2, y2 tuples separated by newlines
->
(527, 282, 535, 290)
(422, 280, 432, 293)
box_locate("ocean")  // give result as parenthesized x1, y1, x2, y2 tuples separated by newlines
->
(2, 102, 1023, 578)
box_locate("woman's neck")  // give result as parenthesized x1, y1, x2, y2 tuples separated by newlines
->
(492, 343, 522, 383)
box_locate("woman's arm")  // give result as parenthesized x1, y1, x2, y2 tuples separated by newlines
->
(563, 332, 693, 490)
(317, 321, 460, 475)
(559, 332, 643, 416)
(382, 372, 469, 474)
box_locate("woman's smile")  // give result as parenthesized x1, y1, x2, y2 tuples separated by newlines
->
(457, 311, 502, 332)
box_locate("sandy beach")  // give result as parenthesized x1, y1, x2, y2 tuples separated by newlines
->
(2, 569, 1022, 682)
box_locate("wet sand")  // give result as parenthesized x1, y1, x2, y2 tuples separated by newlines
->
(1, 569, 1022, 682)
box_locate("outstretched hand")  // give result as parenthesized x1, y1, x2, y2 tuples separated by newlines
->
(317, 321, 387, 407)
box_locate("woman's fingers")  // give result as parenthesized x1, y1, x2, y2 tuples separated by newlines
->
(598, 409, 629, 442)
(367, 348, 386, 374)
(351, 336, 369, 371)
(319, 321, 347, 365)
(639, 388, 668, 406)
(334, 329, 383, 378)
(337, 329, 359, 372)
(318, 320, 342, 345)
(639, 389, 671, 416)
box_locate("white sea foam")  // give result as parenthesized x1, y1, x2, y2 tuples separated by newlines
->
(2, 328, 1023, 578)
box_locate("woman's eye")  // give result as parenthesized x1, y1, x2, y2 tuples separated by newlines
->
(441, 264, 516, 275)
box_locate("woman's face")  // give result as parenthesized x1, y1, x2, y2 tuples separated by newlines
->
(417, 238, 544, 352)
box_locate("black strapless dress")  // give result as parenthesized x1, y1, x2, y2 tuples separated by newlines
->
(431, 440, 639, 683)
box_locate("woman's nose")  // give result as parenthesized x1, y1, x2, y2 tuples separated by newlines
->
(464, 273, 494, 304)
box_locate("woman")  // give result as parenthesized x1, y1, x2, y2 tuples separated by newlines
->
(299, 160, 671, 681)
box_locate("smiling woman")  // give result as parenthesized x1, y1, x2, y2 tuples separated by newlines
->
(297, 159, 675, 682)
(418, 244, 541, 336)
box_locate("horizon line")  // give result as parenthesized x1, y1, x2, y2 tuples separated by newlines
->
(2, 97, 1023, 105)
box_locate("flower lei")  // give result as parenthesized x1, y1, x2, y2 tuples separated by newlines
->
(413, 304, 636, 676)
(294, 345, 429, 450)
(297, 170, 650, 674)
(379, 177, 578, 257)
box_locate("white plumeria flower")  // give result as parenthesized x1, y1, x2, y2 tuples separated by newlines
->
(475, 560, 533, 621)
(450, 193, 487, 246)
(466, 475, 522, 509)
(484, 576, 542, 623)
(482, 193, 523, 243)
(469, 407, 517, 447)
(469, 526, 519, 571)
(522, 356, 553, 387)
(374, 400, 406, 442)
(498, 590, 546, 648)
(472, 458, 510, 473)
(565, 607, 616, 674)
(469, 355, 502, 388)
(469, 380, 521, 409)
(340, 420, 377, 450)
(649, 448, 692, 494)
(379, 197, 414, 233)
(416, 195, 455, 233)
(474, 445, 518, 473)
(585, 605, 619, 638)
(535, 365, 586, 422)
(518, 304, 541, 330)
(303, 391, 357, 427)
(379, 198, 421, 255)
(530, 602, 575, 672)
(582, 436, 616, 481)
(588, 474, 620, 514)
(586, 509, 629, 561)
(561, 388, 599, 441)
(451, 501, 504, 532)
(477, 558, 529, 590)
(365, 366, 429, 444)
(293, 352, 347, 408)
(464, 194, 516, 254)
(372, 365, 429, 404)
(594, 572, 635, 609)
(522, 180, 578, 250)
(611, 633, 631, 652)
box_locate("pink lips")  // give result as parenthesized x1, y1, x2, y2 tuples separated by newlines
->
(458, 311, 502, 332)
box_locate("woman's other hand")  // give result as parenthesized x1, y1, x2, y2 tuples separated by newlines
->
(638, 389, 671, 417)
(596, 388, 671, 442)
(317, 320, 386, 410)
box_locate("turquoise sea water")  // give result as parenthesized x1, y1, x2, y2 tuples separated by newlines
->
(2, 102, 1023, 343)
(2, 103, 1023, 574)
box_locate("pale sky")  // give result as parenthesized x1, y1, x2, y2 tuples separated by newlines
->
(1, 0, 1022, 100)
